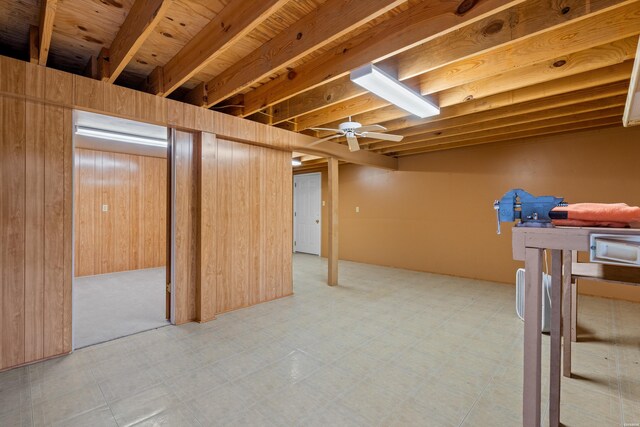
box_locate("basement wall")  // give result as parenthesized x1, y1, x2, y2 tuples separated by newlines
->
(306, 125, 640, 302)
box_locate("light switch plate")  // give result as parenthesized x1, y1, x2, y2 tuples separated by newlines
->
(355, 206, 360, 213)
(102, 204, 109, 212)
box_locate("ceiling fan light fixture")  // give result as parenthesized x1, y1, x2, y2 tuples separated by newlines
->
(292, 158, 302, 166)
(350, 64, 440, 118)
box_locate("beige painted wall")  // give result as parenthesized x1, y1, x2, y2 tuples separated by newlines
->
(299, 125, 640, 302)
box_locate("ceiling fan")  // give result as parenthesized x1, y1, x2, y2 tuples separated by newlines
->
(308, 117, 403, 152)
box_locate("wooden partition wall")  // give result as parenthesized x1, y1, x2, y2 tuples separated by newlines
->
(74, 149, 166, 277)
(0, 60, 73, 370)
(0, 55, 299, 371)
(173, 131, 293, 324)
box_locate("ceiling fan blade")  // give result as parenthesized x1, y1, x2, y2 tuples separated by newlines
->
(357, 124, 386, 132)
(360, 131, 403, 142)
(309, 127, 342, 133)
(346, 134, 360, 152)
(308, 134, 341, 146)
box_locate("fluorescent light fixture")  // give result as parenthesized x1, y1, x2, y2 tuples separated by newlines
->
(292, 159, 302, 167)
(75, 126, 167, 147)
(623, 36, 640, 127)
(350, 64, 440, 118)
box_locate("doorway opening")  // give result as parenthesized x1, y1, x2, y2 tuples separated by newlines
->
(72, 111, 171, 349)
(293, 172, 322, 255)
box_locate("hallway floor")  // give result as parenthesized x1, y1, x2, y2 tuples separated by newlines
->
(74, 267, 169, 348)
(1, 255, 638, 426)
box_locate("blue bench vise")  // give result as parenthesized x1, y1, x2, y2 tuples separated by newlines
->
(493, 189, 567, 235)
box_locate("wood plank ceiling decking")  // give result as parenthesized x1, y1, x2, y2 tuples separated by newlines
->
(2, 0, 637, 169)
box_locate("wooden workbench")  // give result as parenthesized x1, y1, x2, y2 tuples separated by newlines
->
(511, 226, 640, 427)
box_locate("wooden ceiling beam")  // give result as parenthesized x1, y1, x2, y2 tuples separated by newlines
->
(105, 0, 171, 83)
(36, 0, 58, 65)
(155, 0, 287, 97)
(194, 0, 405, 108)
(368, 95, 627, 150)
(377, 106, 624, 154)
(317, 61, 633, 135)
(419, 0, 640, 96)
(270, 0, 631, 125)
(394, 117, 621, 156)
(241, 0, 526, 116)
(297, 30, 637, 131)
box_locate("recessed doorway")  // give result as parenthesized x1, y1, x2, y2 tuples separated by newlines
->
(72, 111, 170, 348)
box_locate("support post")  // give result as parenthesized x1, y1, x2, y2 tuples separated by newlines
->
(328, 157, 339, 286)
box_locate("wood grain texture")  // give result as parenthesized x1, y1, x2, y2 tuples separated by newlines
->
(173, 130, 198, 324)
(73, 149, 166, 277)
(328, 157, 339, 286)
(197, 132, 216, 322)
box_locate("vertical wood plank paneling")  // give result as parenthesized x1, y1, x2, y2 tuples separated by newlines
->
(43, 104, 66, 358)
(62, 108, 73, 353)
(249, 145, 265, 305)
(281, 151, 293, 297)
(231, 142, 251, 310)
(101, 152, 115, 274)
(73, 149, 166, 276)
(114, 153, 131, 272)
(1, 84, 26, 369)
(24, 64, 45, 362)
(198, 132, 217, 322)
(264, 148, 279, 301)
(216, 139, 233, 313)
(174, 130, 197, 324)
(129, 155, 142, 269)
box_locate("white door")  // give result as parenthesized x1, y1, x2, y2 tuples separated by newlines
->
(293, 173, 322, 255)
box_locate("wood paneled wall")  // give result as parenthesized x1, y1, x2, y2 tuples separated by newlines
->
(0, 59, 73, 370)
(74, 148, 166, 277)
(0, 55, 295, 371)
(174, 131, 293, 323)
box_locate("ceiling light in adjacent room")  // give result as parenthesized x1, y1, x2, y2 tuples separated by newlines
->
(75, 126, 168, 147)
(350, 64, 440, 118)
(292, 158, 302, 167)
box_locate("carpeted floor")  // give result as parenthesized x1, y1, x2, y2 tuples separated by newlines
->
(74, 267, 169, 349)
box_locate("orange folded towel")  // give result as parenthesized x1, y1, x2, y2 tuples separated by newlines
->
(551, 203, 640, 227)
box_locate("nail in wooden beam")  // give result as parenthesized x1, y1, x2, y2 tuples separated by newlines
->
(29, 25, 39, 64)
(97, 47, 110, 82)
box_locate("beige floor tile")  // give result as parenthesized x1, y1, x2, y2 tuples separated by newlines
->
(381, 398, 459, 427)
(98, 366, 163, 404)
(338, 380, 404, 423)
(168, 362, 229, 401)
(258, 381, 332, 423)
(186, 382, 255, 424)
(222, 407, 276, 427)
(108, 383, 177, 426)
(0, 404, 33, 427)
(32, 384, 107, 427)
(129, 403, 200, 427)
(52, 406, 117, 427)
(300, 402, 371, 427)
(301, 365, 361, 397)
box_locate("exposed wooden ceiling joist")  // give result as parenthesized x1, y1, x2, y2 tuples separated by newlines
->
(270, 0, 632, 125)
(104, 0, 172, 84)
(36, 0, 57, 65)
(188, 0, 406, 108)
(367, 95, 628, 150)
(240, 0, 526, 116)
(316, 61, 633, 136)
(149, 0, 288, 97)
(394, 117, 621, 156)
(378, 106, 625, 154)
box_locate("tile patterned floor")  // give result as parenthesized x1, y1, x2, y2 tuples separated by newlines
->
(1, 254, 638, 426)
